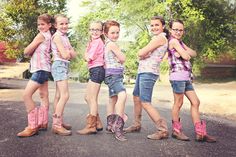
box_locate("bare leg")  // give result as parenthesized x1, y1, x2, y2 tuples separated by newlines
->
(54, 80, 69, 116)
(115, 91, 127, 117)
(53, 83, 60, 112)
(23, 80, 41, 112)
(84, 80, 101, 116)
(185, 90, 200, 124)
(142, 102, 161, 122)
(133, 96, 142, 117)
(172, 93, 184, 121)
(39, 81, 49, 108)
(107, 96, 117, 116)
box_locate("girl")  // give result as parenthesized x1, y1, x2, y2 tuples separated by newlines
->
(51, 14, 77, 136)
(168, 19, 216, 142)
(77, 21, 105, 135)
(124, 16, 169, 140)
(17, 13, 54, 137)
(103, 20, 127, 141)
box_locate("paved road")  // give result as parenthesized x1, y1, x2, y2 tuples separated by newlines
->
(0, 80, 236, 157)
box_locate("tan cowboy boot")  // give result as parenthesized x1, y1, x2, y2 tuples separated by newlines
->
(52, 114, 72, 136)
(147, 118, 169, 140)
(77, 114, 97, 135)
(124, 115, 141, 133)
(172, 119, 190, 141)
(17, 107, 39, 137)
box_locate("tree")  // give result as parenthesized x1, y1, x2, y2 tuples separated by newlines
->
(73, 0, 235, 80)
(0, 0, 67, 59)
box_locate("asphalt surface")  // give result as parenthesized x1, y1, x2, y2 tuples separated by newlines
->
(0, 80, 236, 157)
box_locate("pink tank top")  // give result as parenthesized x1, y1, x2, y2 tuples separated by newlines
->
(30, 31, 51, 73)
(51, 30, 72, 63)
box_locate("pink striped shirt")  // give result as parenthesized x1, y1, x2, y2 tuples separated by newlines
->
(51, 30, 72, 63)
(86, 38, 105, 69)
(30, 31, 51, 73)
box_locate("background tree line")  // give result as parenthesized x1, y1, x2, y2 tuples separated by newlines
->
(0, 0, 235, 82)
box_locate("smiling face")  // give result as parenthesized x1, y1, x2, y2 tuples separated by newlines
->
(89, 22, 103, 40)
(106, 26, 120, 42)
(37, 19, 51, 33)
(170, 22, 184, 40)
(55, 16, 69, 34)
(150, 19, 164, 36)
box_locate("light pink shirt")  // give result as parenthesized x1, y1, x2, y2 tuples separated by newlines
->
(30, 31, 51, 73)
(169, 71, 190, 81)
(86, 38, 104, 69)
(51, 30, 72, 63)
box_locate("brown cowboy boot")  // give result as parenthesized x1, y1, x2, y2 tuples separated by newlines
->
(96, 114, 103, 131)
(147, 118, 169, 140)
(172, 119, 190, 141)
(111, 114, 127, 142)
(52, 114, 72, 136)
(195, 120, 216, 143)
(17, 107, 39, 137)
(124, 115, 141, 133)
(77, 114, 97, 135)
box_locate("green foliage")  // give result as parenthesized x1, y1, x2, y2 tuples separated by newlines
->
(0, 0, 67, 59)
(72, 0, 235, 81)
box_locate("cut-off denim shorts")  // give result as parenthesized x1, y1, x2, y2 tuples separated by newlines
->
(170, 80, 194, 94)
(89, 66, 105, 84)
(133, 73, 158, 103)
(51, 60, 69, 82)
(104, 74, 126, 97)
(30, 70, 50, 84)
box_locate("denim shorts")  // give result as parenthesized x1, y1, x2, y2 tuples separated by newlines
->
(89, 66, 105, 84)
(51, 60, 69, 82)
(133, 73, 158, 103)
(104, 74, 126, 97)
(30, 70, 49, 84)
(170, 80, 194, 94)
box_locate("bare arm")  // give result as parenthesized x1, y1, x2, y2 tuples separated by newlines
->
(24, 33, 45, 56)
(183, 43, 197, 57)
(53, 35, 71, 60)
(170, 39, 191, 60)
(107, 42, 126, 64)
(84, 51, 89, 62)
(69, 47, 77, 59)
(138, 35, 166, 59)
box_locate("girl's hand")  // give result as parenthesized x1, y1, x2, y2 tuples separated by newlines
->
(84, 52, 89, 62)
(69, 49, 77, 59)
(174, 52, 181, 58)
(61, 51, 71, 60)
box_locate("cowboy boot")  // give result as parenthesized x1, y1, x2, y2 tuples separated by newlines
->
(195, 120, 216, 143)
(17, 107, 39, 137)
(106, 114, 116, 133)
(111, 114, 127, 142)
(147, 118, 169, 140)
(124, 115, 141, 133)
(38, 105, 48, 131)
(172, 119, 190, 141)
(96, 114, 103, 131)
(77, 114, 97, 135)
(52, 114, 72, 136)
(62, 116, 72, 130)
